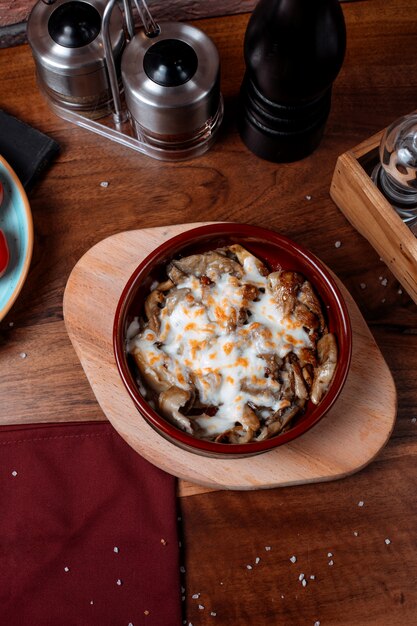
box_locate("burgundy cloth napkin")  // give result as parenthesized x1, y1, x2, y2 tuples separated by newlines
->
(0, 421, 182, 626)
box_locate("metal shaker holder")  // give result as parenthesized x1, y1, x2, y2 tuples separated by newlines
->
(28, 0, 223, 161)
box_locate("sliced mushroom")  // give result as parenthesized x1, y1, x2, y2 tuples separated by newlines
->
(228, 244, 269, 277)
(158, 386, 194, 434)
(293, 302, 319, 332)
(288, 354, 309, 403)
(268, 271, 304, 317)
(310, 333, 338, 405)
(132, 349, 174, 394)
(167, 264, 187, 285)
(298, 280, 326, 332)
(258, 353, 282, 380)
(144, 289, 165, 333)
(170, 250, 243, 281)
(241, 404, 260, 432)
(215, 425, 254, 444)
(164, 287, 191, 315)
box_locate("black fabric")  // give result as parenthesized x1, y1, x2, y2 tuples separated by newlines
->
(0, 109, 60, 190)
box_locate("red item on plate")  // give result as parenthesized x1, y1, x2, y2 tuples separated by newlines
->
(0, 421, 182, 625)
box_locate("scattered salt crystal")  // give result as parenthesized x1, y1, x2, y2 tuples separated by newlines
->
(310, 575, 315, 580)
(220, 582, 223, 586)
(116, 579, 123, 586)
(281, 595, 284, 599)
(398, 289, 403, 295)
(335, 241, 342, 248)
(305, 195, 312, 201)
(11, 470, 17, 477)
(192, 594, 200, 599)
(113, 547, 119, 553)
(182, 596, 185, 602)
(198, 604, 204, 610)
(90, 601, 94, 605)
(379, 276, 383, 281)
(255, 557, 261, 564)
(100, 181, 109, 188)
(302, 579, 307, 587)
(358, 501, 364, 507)
(299, 573, 305, 581)
(381, 278, 388, 287)
(328, 560, 334, 566)
(144, 610, 150, 616)
(290, 555, 297, 563)
(381, 298, 386, 303)
(210, 611, 217, 616)
(9, 321, 14, 327)
(411, 418, 416, 424)
(246, 565, 253, 570)
(160, 538, 167, 545)
(353, 531, 359, 537)
(128, 623, 133, 626)
(64, 567, 70, 572)
(314, 622, 321, 626)
(265, 546, 271, 551)
(180, 566, 186, 573)
(385, 538, 391, 545)
(327, 552, 333, 558)
(360, 283, 366, 289)
(19, 352, 27, 359)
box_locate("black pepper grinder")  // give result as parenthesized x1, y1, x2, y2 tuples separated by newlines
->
(238, 0, 346, 163)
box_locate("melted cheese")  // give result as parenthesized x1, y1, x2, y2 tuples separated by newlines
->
(129, 260, 312, 437)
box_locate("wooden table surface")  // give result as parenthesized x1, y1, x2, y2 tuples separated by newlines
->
(1, 1, 417, 624)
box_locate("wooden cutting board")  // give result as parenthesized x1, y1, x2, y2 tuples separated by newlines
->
(63, 223, 397, 494)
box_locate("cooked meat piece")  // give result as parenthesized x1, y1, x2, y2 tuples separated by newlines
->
(297, 348, 317, 368)
(158, 387, 194, 434)
(310, 333, 338, 405)
(268, 271, 304, 317)
(298, 280, 326, 332)
(171, 251, 243, 281)
(228, 244, 269, 276)
(242, 283, 259, 301)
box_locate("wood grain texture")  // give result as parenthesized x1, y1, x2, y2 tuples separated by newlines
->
(63, 224, 396, 491)
(0, 0, 257, 46)
(1, 2, 417, 623)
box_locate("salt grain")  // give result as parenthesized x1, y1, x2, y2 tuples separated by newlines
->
(265, 546, 271, 551)
(246, 565, 253, 570)
(210, 611, 217, 616)
(64, 567, 70, 572)
(180, 566, 186, 573)
(299, 573, 305, 581)
(358, 501, 364, 507)
(116, 579, 123, 586)
(302, 579, 307, 587)
(113, 547, 119, 553)
(198, 604, 204, 610)
(314, 622, 321, 626)
(385, 538, 391, 545)
(9, 321, 14, 327)
(144, 610, 150, 616)
(381, 278, 388, 287)
(327, 552, 333, 558)
(379, 276, 383, 281)
(353, 531, 359, 537)
(334, 241, 342, 248)
(255, 557, 261, 564)
(381, 298, 386, 303)
(90, 601, 94, 605)
(411, 418, 416, 424)
(128, 623, 133, 626)
(360, 283, 366, 289)
(19, 352, 27, 359)
(290, 555, 297, 563)
(11, 470, 17, 477)
(100, 181, 109, 188)
(398, 289, 403, 295)
(305, 195, 312, 201)
(160, 538, 167, 546)
(328, 560, 334, 566)
(310, 575, 315, 580)
(192, 594, 200, 599)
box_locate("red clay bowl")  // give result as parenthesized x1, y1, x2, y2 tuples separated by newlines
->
(113, 223, 352, 458)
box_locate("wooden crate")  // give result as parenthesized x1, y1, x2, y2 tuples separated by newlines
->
(330, 128, 417, 305)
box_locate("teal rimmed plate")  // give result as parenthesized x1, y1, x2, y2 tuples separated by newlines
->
(0, 155, 33, 321)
